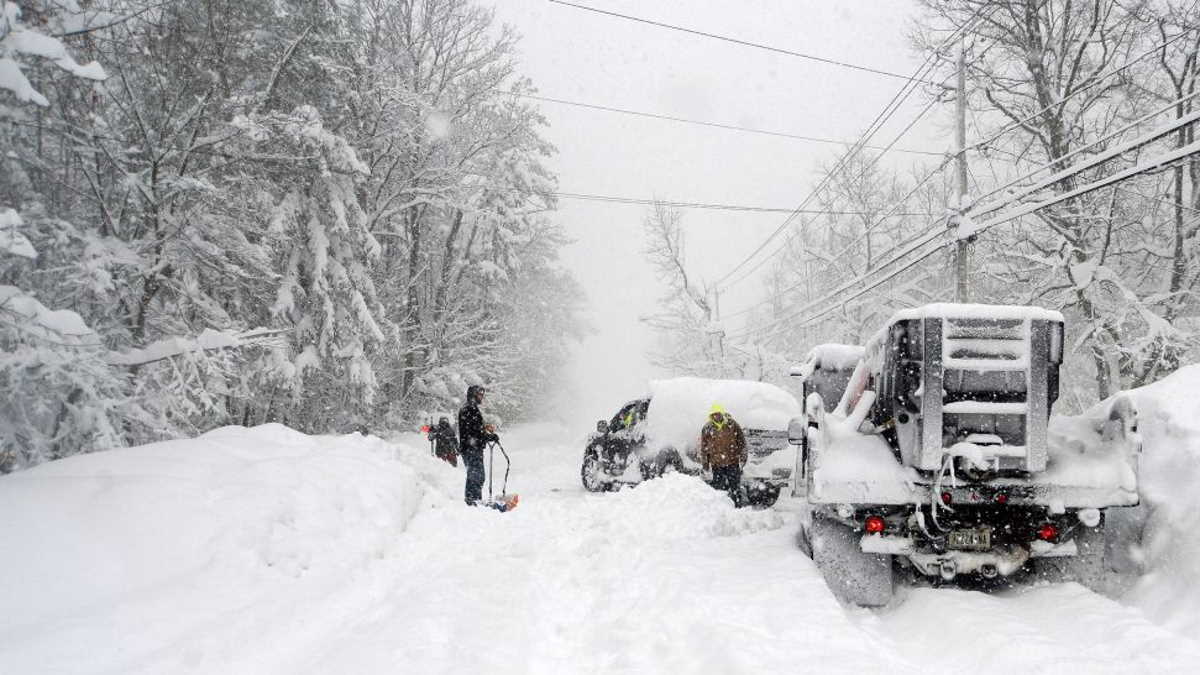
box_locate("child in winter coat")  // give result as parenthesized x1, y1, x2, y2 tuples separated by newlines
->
(429, 417, 459, 467)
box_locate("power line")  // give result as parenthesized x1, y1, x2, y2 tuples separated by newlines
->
(739, 113, 1200, 342)
(724, 12, 1188, 321)
(551, 191, 934, 215)
(793, 139, 1200, 330)
(546, 0, 945, 87)
(967, 89, 1200, 211)
(730, 219, 946, 341)
(720, 93, 950, 293)
(1110, 184, 1200, 215)
(969, 105, 1200, 222)
(792, 235, 946, 331)
(714, 74, 947, 290)
(731, 8, 1200, 341)
(7, 117, 933, 216)
(973, 133, 1200, 235)
(708, 8, 991, 291)
(720, 154, 956, 320)
(965, 24, 1198, 157)
(513, 93, 943, 155)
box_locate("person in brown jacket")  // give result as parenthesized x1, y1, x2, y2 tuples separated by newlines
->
(699, 405, 747, 507)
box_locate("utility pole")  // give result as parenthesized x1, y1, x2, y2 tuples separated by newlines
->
(954, 38, 970, 303)
(710, 286, 726, 373)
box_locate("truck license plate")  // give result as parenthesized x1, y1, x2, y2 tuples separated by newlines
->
(948, 528, 991, 551)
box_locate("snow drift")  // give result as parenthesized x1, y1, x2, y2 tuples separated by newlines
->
(0, 422, 795, 674)
(0, 424, 427, 673)
(2, 417, 1199, 673)
(1111, 364, 1200, 634)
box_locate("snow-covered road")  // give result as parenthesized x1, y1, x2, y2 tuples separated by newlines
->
(2, 423, 1198, 674)
(308, 425, 1200, 675)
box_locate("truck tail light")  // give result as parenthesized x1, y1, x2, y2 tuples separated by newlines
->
(1037, 523, 1058, 542)
(864, 516, 886, 534)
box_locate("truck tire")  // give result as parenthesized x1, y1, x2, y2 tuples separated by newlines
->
(1031, 521, 1108, 594)
(581, 450, 607, 493)
(796, 519, 813, 558)
(810, 511, 894, 607)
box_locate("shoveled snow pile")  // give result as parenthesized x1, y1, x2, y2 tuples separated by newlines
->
(574, 471, 785, 539)
(1113, 364, 1200, 634)
(643, 377, 800, 452)
(0, 424, 427, 674)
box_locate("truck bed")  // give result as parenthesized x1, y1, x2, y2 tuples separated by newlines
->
(807, 424, 1138, 509)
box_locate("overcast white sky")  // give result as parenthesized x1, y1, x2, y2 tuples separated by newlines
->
(489, 0, 955, 425)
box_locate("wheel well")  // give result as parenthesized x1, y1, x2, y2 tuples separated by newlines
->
(656, 447, 683, 463)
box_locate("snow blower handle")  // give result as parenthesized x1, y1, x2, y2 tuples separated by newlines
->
(487, 439, 511, 499)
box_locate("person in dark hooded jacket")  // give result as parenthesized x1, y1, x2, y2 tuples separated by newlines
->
(458, 385, 497, 505)
(428, 417, 458, 467)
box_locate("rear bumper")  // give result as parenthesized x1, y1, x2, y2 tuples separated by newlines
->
(810, 477, 1138, 509)
(861, 533, 1079, 578)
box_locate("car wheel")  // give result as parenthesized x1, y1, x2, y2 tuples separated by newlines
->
(656, 448, 684, 477)
(581, 451, 606, 492)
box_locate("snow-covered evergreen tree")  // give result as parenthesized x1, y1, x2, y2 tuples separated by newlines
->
(1, 0, 584, 467)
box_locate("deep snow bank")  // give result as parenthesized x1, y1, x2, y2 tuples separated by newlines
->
(1116, 364, 1200, 634)
(0, 424, 431, 673)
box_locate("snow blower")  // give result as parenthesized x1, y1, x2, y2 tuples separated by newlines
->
(486, 440, 519, 512)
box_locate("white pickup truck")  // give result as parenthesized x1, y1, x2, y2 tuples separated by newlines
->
(792, 304, 1141, 606)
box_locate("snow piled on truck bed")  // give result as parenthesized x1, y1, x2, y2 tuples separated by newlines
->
(1044, 401, 1140, 493)
(790, 343, 864, 377)
(643, 377, 800, 452)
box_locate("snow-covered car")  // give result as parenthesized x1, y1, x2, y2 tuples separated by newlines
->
(796, 304, 1141, 606)
(581, 377, 801, 505)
